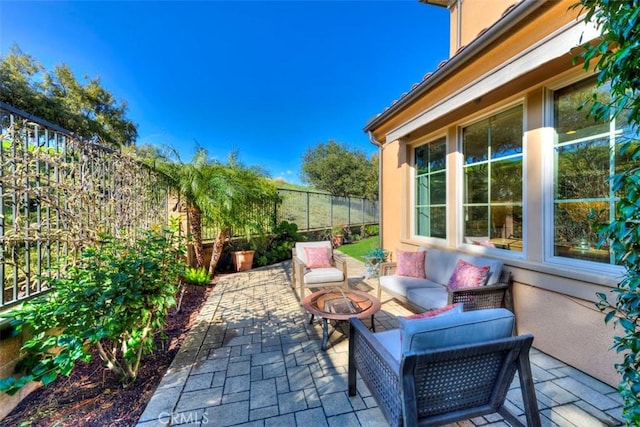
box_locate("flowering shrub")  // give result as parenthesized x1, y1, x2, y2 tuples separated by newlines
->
(0, 223, 186, 394)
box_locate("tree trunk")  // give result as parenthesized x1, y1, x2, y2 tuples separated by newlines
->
(187, 205, 204, 267)
(208, 229, 227, 276)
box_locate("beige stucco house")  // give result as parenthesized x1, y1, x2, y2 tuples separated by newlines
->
(365, 0, 632, 387)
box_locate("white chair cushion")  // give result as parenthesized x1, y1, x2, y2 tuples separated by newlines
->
(303, 267, 344, 285)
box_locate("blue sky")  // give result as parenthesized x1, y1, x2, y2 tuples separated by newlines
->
(1, 1, 449, 184)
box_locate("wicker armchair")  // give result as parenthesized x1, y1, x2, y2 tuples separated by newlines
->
(348, 309, 541, 426)
(378, 262, 513, 312)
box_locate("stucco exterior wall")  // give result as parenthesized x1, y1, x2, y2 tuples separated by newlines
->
(513, 282, 619, 386)
(379, 139, 406, 253)
(450, 0, 518, 56)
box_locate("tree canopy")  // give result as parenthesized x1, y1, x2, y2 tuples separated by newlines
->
(301, 140, 378, 200)
(0, 45, 137, 148)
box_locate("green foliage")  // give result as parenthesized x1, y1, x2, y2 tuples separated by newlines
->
(0, 223, 186, 395)
(595, 142, 640, 424)
(301, 140, 378, 199)
(184, 267, 211, 286)
(363, 224, 379, 237)
(253, 221, 302, 266)
(573, 0, 640, 422)
(0, 45, 137, 147)
(147, 147, 280, 275)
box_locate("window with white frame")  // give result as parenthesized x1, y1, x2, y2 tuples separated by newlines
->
(462, 105, 523, 251)
(414, 137, 446, 238)
(552, 77, 637, 264)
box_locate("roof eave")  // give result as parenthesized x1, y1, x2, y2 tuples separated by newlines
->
(363, 0, 545, 134)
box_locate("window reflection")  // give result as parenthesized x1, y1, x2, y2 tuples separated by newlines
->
(462, 105, 523, 252)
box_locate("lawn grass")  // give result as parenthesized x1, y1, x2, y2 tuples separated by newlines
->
(336, 236, 381, 262)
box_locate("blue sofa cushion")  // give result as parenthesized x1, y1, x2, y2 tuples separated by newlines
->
(398, 308, 514, 354)
(379, 275, 441, 298)
(406, 286, 448, 311)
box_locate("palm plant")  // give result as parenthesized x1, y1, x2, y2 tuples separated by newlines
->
(141, 146, 279, 274)
(204, 152, 279, 275)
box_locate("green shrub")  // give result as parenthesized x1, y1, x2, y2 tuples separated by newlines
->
(0, 223, 186, 394)
(363, 224, 379, 237)
(253, 221, 302, 266)
(184, 266, 211, 285)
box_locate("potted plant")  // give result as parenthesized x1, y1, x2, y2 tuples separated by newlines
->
(331, 225, 345, 247)
(231, 248, 255, 272)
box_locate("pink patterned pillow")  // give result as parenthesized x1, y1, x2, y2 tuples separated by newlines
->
(473, 239, 496, 248)
(401, 303, 461, 320)
(395, 249, 426, 278)
(447, 259, 490, 290)
(304, 246, 332, 268)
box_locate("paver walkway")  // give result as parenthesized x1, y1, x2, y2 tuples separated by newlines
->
(137, 257, 624, 427)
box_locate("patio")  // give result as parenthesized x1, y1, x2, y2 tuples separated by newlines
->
(136, 256, 625, 427)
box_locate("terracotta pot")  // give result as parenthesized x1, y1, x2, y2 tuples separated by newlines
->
(232, 250, 255, 272)
(332, 234, 344, 247)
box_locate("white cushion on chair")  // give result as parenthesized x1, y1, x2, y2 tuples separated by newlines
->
(303, 267, 344, 285)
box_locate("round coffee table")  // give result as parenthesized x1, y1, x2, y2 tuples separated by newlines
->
(302, 289, 381, 350)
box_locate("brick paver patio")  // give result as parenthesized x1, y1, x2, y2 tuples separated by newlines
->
(137, 256, 624, 426)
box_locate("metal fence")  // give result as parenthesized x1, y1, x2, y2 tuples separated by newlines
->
(276, 188, 378, 231)
(0, 102, 169, 309)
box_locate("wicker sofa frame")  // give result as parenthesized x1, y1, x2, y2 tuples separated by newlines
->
(348, 318, 541, 426)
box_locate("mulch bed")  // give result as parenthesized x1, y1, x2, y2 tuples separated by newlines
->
(0, 280, 216, 427)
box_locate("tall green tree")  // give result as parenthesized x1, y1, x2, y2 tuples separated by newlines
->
(301, 140, 378, 199)
(0, 45, 137, 147)
(573, 0, 640, 423)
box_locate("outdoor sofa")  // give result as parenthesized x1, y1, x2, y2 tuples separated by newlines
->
(378, 247, 512, 312)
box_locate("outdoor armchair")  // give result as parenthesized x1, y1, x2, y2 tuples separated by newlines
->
(291, 241, 348, 298)
(348, 308, 541, 426)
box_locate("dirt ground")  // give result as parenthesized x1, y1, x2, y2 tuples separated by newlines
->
(0, 281, 215, 427)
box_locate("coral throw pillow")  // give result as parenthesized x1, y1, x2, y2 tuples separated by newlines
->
(401, 303, 461, 320)
(395, 249, 426, 278)
(447, 259, 490, 290)
(304, 247, 332, 268)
